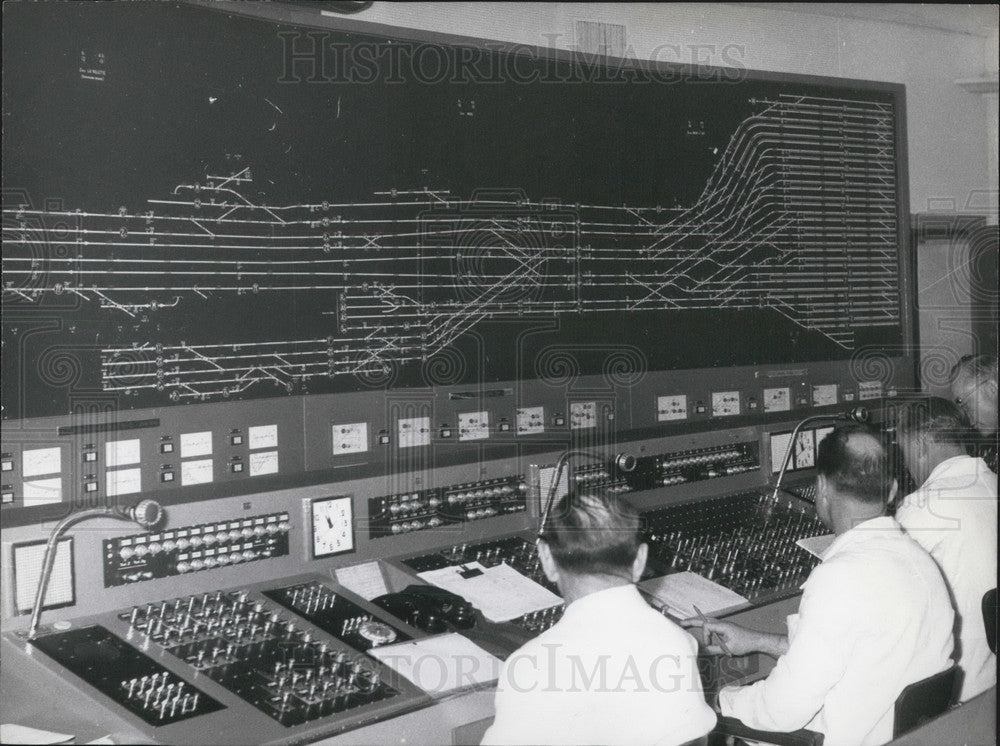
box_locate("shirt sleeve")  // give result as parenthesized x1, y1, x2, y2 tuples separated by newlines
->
(663, 635, 719, 744)
(719, 563, 851, 733)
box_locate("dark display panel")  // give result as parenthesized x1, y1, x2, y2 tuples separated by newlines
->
(2, 2, 909, 419)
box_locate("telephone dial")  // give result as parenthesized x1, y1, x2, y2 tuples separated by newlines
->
(371, 585, 476, 633)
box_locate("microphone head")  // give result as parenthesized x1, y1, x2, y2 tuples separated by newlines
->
(612, 453, 637, 473)
(844, 406, 870, 423)
(129, 499, 164, 528)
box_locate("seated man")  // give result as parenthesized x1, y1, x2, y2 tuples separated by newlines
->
(894, 397, 997, 700)
(481, 488, 716, 746)
(950, 354, 998, 473)
(688, 425, 954, 746)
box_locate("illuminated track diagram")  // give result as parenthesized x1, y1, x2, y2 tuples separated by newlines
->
(3, 95, 900, 401)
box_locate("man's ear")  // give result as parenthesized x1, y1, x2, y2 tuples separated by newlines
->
(888, 478, 899, 507)
(984, 379, 998, 406)
(631, 542, 648, 583)
(917, 431, 931, 457)
(537, 539, 559, 585)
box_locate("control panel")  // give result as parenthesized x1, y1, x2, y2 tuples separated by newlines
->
(368, 475, 527, 539)
(119, 582, 426, 731)
(571, 440, 759, 494)
(103, 512, 290, 587)
(643, 491, 824, 601)
(263, 581, 411, 653)
(0, 366, 899, 518)
(30, 625, 225, 726)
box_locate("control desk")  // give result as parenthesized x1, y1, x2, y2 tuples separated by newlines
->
(1, 405, 839, 745)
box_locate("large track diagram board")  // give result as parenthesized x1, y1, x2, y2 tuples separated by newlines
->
(2, 3, 909, 419)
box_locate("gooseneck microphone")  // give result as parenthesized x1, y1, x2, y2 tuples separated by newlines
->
(769, 407, 869, 505)
(538, 450, 635, 538)
(122, 498, 164, 529)
(27, 499, 164, 640)
(841, 407, 871, 425)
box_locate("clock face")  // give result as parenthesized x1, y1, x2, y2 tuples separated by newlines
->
(311, 496, 354, 558)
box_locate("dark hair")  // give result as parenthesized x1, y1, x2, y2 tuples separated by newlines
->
(540, 488, 641, 576)
(950, 354, 998, 386)
(895, 397, 973, 447)
(815, 423, 892, 505)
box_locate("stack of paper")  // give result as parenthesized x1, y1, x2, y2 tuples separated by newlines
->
(368, 633, 502, 694)
(796, 533, 836, 559)
(417, 561, 562, 622)
(638, 572, 748, 619)
(335, 561, 389, 600)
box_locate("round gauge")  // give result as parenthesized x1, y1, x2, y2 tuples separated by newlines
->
(358, 620, 397, 646)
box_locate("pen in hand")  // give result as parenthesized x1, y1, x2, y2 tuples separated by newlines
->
(693, 604, 734, 656)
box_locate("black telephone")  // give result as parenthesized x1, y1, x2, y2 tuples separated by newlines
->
(371, 585, 476, 633)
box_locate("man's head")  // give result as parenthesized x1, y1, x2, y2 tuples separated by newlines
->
(894, 397, 972, 484)
(814, 424, 893, 532)
(950, 354, 998, 436)
(537, 488, 647, 590)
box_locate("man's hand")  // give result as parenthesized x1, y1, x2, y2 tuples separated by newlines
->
(682, 617, 789, 658)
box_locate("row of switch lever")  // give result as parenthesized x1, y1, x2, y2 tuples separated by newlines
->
(121, 672, 200, 719)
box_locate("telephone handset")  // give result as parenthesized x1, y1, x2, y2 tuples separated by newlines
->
(371, 585, 476, 633)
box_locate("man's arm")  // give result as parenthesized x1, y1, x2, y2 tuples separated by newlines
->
(683, 618, 788, 658)
(716, 565, 850, 733)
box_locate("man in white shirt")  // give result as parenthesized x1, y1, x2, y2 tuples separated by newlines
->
(688, 425, 954, 746)
(894, 397, 997, 700)
(481, 488, 717, 746)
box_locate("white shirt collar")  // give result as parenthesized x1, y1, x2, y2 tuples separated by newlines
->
(922, 453, 981, 484)
(562, 583, 640, 619)
(821, 515, 899, 560)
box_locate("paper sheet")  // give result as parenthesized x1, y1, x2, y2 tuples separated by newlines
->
(248, 424, 278, 450)
(21, 447, 62, 478)
(180, 431, 213, 458)
(105, 467, 141, 497)
(417, 561, 562, 622)
(638, 572, 748, 619)
(0, 724, 74, 744)
(181, 458, 214, 486)
(335, 561, 389, 601)
(105, 438, 140, 467)
(248, 450, 279, 476)
(13, 538, 74, 614)
(22, 477, 63, 505)
(368, 632, 502, 694)
(796, 533, 836, 559)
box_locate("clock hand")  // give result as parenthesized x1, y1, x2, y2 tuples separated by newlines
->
(326, 515, 333, 529)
